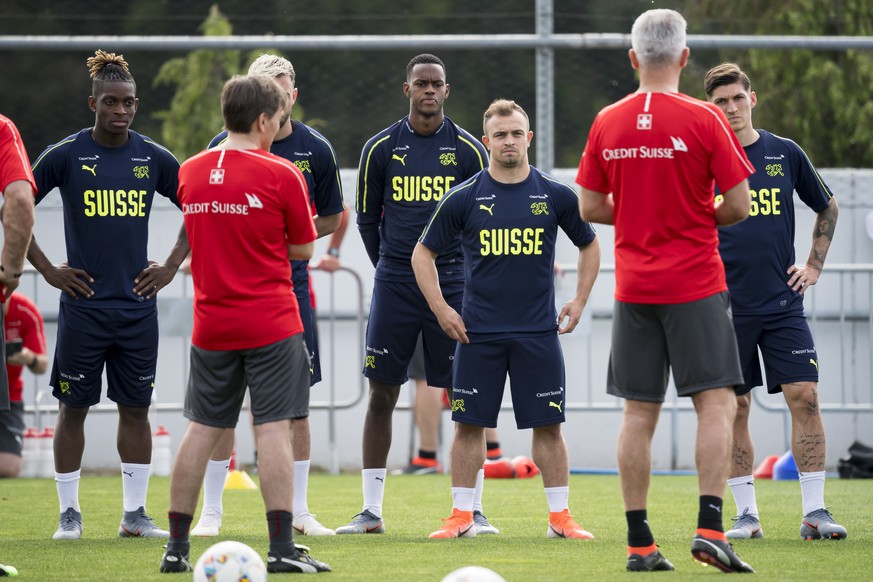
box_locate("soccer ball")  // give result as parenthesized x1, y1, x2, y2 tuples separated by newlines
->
(441, 565, 506, 582)
(193, 540, 267, 582)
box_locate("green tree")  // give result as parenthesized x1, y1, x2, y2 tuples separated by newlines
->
(152, 5, 248, 160)
(683, 0, 873, 167)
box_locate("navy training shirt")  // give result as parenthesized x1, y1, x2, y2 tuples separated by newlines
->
(718, 129, 833, 315)
(356, 116, 488, 282)
(31, 128, 180, 308)
(420, 166, 596, 340)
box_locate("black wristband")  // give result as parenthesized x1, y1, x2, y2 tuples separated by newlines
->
(327, 247, 340, 259)
(28, 354, 38, 368)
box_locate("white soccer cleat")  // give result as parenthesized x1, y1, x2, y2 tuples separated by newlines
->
(190, 510, 222, 537)
(292, 513, 336, 536)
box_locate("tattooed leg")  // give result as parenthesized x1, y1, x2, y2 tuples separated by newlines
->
(783, 382, 826, 472)
(730, 392, 755, 479)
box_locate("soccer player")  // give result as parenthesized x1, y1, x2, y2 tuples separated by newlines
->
(0, 113, 36, 413)
(191, 53, 344, 539)
(703, 62, 846, 541)
(160, 74, 329, 574)
(577, 9, 756, 573)
(338, 53, 492, 535)
(29, 50, 188, 540)
(413, 98, 600, 539)
(0, 292, 47, 477)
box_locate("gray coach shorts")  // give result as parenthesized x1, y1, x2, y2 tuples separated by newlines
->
(607, 291, 743, 402)
(184, 334, 311, 428)
(0, 401, 24, 455)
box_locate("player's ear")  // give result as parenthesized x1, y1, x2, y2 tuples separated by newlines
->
(88, 96, 97, 112)
(628, 49, 640, 71)
(402, 82, 410, 98)
(750, 91, 757, 109)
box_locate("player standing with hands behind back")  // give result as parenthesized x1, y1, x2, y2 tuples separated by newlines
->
(578, 9, 755, 573)
(160, 74, 329, 575)
(703, 63, 845, 541)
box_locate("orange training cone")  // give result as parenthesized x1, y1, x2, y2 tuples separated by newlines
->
(753, 454, 780, 479)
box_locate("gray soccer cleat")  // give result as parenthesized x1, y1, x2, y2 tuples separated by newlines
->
(725, 508, 764, 539)
(53, 508, 83, 540)
(118, 506, 170, 538)
(334, 509, 385, 534)
(800, 508, 847, 540)
(473, 510, 499, 535)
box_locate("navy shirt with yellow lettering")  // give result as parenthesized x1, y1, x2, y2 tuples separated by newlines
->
(718, 129, 833, 315)
(356, 116, 488, 282)
(420, 167, 596, 340)
(31, 129, 180, 308)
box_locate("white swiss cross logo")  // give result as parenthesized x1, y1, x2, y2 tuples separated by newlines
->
(209, 169, 225, 184)
(637, 114, 653, 130)
(637, 113, 652, 129)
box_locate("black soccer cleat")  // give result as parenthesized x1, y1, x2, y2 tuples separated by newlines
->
(159, 548, 192, 573)
(691, 533, 755, 573)
(267, 548, 332, 573)
(627, 549, 675, 572)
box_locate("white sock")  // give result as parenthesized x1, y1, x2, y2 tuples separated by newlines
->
(472, 469, 485, 513)
(293, 460, 311, 517)
(451, 487, 475, 512)
(362, 468, 387, 518)
(201, 458, 230, 516)
(121, 463, 151, 512)
(799, 470, 826, 516)
(55, 469, 81, 512)
(545, 486, 569, 513)
(727, 475, 759, 518)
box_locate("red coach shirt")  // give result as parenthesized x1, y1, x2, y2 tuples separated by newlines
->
(5, 293, 47, 402)
(0, 115, 36, 196)
(577, 92, 753, 304)
(179, 148, 317, 350)
(0, 115, 37, 304)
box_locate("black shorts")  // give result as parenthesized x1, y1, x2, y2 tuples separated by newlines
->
(185, 334, 311, 428)
(363, 278, 463, 388)
(733, 311, 819, 395)
(452, 334, 566, 429)
(51, 303, 158, 408)
(607, 292, 744, 402)
(0, 401, 24, 455)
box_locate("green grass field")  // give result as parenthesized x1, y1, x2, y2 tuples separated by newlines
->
(0, 472, 870, 580)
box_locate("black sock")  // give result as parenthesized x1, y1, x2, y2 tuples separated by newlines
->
(626, 509, 655, 548)
(167, 512, 192, 553)
(486, 441, 502, 460)
(418, 449, 437, 460)
(267, 510, 295, 554)
(698, 495, 724, 532)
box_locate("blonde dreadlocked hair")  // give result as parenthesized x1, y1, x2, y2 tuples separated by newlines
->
(87, 50, 135, 91)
